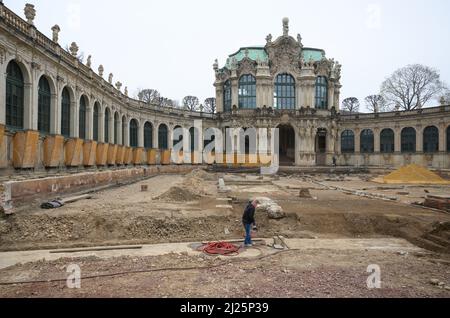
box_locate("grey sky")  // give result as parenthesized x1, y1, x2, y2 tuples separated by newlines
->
(6, 0, 450, 111)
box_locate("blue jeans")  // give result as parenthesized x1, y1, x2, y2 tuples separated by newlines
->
(244, 223, 252, 245)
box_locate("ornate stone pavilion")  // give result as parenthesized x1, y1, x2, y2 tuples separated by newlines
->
(0, 3, 449, 174)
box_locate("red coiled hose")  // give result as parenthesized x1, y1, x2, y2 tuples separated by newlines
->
(198, 242, 241, 256)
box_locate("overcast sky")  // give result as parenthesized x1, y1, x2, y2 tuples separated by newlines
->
(6, 0, 450, 111)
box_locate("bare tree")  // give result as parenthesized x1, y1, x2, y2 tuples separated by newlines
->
(203, 97, 216, 113)
(364, 95, 387, 113)
(380, 64, 444, 111)
(182, 96, 200, 111)
(440, 88, 450, 104)
(137, 89, 161, 105)
(159, 97, 175, 107)
(341, 97, 360, 113)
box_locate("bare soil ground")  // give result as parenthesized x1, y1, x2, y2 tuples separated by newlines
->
(0, 169, 449, 297)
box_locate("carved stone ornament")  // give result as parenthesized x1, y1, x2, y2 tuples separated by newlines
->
(315, 58, 333, 77)
(108, 73, 113, 84)
(215, 68, 231, 82)
(86, 55, 92, 68)
(24, 4, 36, 25)
(115, 81, 122, 91)
(98, 65, 104, 77)
(237, 57, 257, 77)
(69, 42, 79, 57)
(265, 35, 302, 76)
(51, 25, 60, 43)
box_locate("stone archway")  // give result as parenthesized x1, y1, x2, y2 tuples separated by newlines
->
(316, 128, 327, 166)
(278, 124, 296, 165)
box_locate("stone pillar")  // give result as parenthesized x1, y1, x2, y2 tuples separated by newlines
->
(30, 72, 39, 130)
(0, 62, 5, 125)
(374, 128, 381, 153)
(138, 119, 144, 148)
(295, 81, 302, 109)
(215, 83, 223, 113)
(153, 122, 159, 149)
(86, 104, 93, 140)
(98, 108, 105, 143)
(334, 85, 341, 111)
(416, 126, 423, 152)
(438, 123, 446, 152)
(328, 82, 335, 109)
(117, 115, 123, 145)
(394, 127, 401, 152)
(354, 128, 361, 154)
(23, 83, 34, 130)
(49, 92, 58, 134)
(231, 73, 238, 108)
(123, 118, 129, 147)
(108, 110, 114, 143)
(71, 93, 79, 138)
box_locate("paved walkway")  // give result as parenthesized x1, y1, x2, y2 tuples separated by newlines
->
(0, 238, 424, 270)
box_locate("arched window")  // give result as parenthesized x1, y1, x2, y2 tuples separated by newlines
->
(223, 80, 232, 112)
(144, 122, 153, 149)
(189, 127, 200, 152)
(315, 76, 328, 110)
(158, 124, 168, 150)
(238, 74, 256, 109)
(114, 112, 119, 144)
(341, 130, 355, 153)
(173, 125, 182, 147)
(104, 107, 110, 143)
(6, 61, 24, 129)
(447, 126, 450, 152)
(93, 103, 100, 142)
(121, 116, 126, 146)
(380, 129, 394, 153)
(129, 119, 138, 148)
(423, 126, 439, 153)
(61, 87, 71, 137)
(360, 129, 374, 153)
(401, 127, 416, 153)
(38, 76, 51, 134)
(79, 96, 87, 140)
(274, 73, 295, 109)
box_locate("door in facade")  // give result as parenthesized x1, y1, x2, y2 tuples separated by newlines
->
(316, 129, 327, 166)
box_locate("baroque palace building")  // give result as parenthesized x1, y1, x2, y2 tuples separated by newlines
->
(0, 3, 449, 175)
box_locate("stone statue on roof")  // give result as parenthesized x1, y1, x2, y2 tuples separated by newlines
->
(282, 17, 289, 36)
(266, 34, 272, 44)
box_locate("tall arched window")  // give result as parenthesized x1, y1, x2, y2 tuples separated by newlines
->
(238, 74, 256, 109)
(129, 119, 138, 148)
(360, 129, 374, 153)
(121, 116, 126, 146)
(93, 103, 99, 142)
(380, 128, 394, 153)
(223, 80, 232, 112)
(341, 130, 355, 153)
(401, 127, 416, 153)
(315, 76, 328, 110)
(6, 61, 24, 129)
(447, 126, 450, 152)
(274, 73, 295, 109)
(104, 107, 110, 143)
(144, 122, 153, 149)
(114, 112, 119, 144)
(38, 76, 51, 134)
(61, 87, 71, 137)
(79, 96, 87, 140)
(158, 124, 168, 150)
(423, 126, 439, 153)
(173, 125, 182, 147)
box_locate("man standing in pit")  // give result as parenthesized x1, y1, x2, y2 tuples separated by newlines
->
(242, 200, 259, 247)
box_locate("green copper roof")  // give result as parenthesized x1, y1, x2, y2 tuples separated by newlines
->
(302, 48, 325, 62)
(225, 47, 268, 69)
(223, 46, 326, 69)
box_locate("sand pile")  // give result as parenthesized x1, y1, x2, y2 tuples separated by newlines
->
(186, 169, 216, 181)
(373, 164, 450, 184)
(154, 186, 201, 202)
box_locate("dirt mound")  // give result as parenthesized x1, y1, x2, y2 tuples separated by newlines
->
(373, 164, 450, 184)
(154, 186, 200, 202)
(186, 169, 217, 181)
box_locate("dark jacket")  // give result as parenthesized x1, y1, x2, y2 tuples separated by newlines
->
(242, 203, 256, 225)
